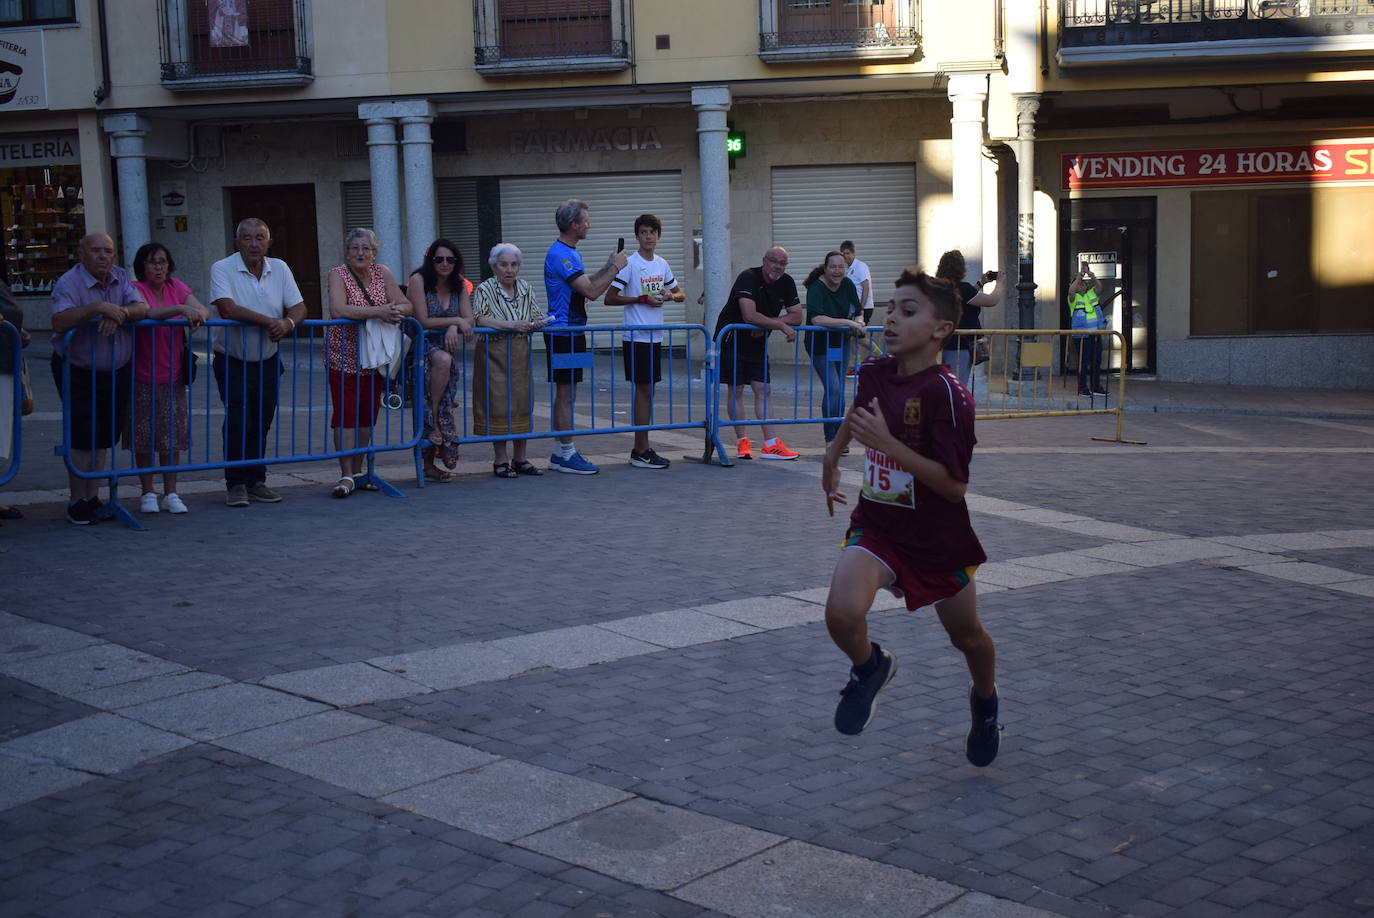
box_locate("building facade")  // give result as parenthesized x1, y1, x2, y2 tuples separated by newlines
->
(3, 1, 1371, 389)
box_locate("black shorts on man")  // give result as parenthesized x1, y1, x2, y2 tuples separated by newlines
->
(543, 329, 588, 384)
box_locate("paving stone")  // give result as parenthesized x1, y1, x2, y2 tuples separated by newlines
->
(259, 662, 433, 707)
(370, 641, 539, 690)
(119, 683, 330, 741)
(71, 670, 235, 710)
(2, 643, 190, 697)
(0, 749, 96, 812)
(597, 609, 765, 649)
(691, 596, 826, 630)
(1239, 561, 1366, 586)
(676, 839, 963, 917)
(0, 623, 105, 665)
(520, 797, 783, 890)
(381, 759, 633, 842)
(927, 891, 1066, 917)
(974, 562, 1074, 589)
(212, 710, 383, 759)
(267, 724, 498, 797)
(496, 625, 665, 668)
(2, 712, 192, 775)
(1046, 521, 1175, 542)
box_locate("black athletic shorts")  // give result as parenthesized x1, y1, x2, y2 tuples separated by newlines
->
(622, 341, 662, 384)
(543, 329, 588, 384)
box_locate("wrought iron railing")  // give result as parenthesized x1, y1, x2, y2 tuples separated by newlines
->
(473, 0, 629, 66)
(159, 0, 311, 83)
(1061, 0, 1374, 46)
(761, 0, 920, 51)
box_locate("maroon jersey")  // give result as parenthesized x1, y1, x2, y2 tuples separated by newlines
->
(848, 358, 987, 572)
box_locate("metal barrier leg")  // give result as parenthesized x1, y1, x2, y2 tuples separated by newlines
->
(95, 474, 144, 531)
(355, 451, 405, 498)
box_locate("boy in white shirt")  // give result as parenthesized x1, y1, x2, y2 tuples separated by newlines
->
(605, 214, 685, 469)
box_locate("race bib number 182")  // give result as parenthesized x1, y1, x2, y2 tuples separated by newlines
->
(861, 448, 915, 509)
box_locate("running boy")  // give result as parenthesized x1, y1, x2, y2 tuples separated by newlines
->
(605, 214, 685, 469)
(820, 269, 1001, 766)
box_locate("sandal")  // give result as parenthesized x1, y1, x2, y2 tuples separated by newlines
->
(512, 460, 544, 477)
(424, 467, 453, 483)
(493, 462, 519, 479)
(331, 476, 355, 499)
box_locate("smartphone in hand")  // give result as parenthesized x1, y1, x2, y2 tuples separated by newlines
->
(617, 237, 625, 252)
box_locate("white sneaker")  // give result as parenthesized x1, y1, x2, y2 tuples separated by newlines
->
(162, 493, 188, 514)
(139, 492, 160, 513)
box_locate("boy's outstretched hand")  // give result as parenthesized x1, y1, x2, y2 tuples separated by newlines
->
(822, 463, 846, 516)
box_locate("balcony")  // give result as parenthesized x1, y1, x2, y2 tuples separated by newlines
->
(158, 0, 312, 91)
(473, 0, 629, 75)
(1059, 1, 1374, 67)
(759, 0, 921, 63)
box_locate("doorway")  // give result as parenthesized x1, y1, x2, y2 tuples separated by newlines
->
(1062, 197, 1156, 374)
(227, 183, 322, 318)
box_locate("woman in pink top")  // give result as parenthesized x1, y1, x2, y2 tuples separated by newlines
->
(127, 242, 209, 514)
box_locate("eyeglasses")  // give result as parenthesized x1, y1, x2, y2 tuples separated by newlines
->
(432, 255, 457, 264)
(347, 245, 374, 254)
(763, 255, 788, 266)
(147, 257, 170, 266)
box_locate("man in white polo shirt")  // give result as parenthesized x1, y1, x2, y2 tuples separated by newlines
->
(209, 218, 306, 507)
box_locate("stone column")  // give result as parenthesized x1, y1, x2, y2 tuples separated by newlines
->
(397, 100, 438, 277)
(692, 85, 731, 335)
(101, 113, 152, 268)
(358, 103, 402, 280)
(947, 73, 989, 278)
(1014, 95, 1041, 333)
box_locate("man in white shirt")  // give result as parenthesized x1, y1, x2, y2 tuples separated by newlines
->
(209, 218, 306, 507)
(841, 241, 876, 366)
(605, 214, 684, 470)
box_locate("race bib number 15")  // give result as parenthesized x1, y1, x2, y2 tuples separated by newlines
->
(861, 448, 915, 509)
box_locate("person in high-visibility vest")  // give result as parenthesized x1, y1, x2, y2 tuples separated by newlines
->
(1067, 267, 1121, 397)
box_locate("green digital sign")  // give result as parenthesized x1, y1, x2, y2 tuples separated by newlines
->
(727, 124, 746, 159)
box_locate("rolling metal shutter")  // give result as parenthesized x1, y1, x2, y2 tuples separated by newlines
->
(341, 181, 372, 232)
(497, 172, 686, 327)
(770, 164, 917, 309)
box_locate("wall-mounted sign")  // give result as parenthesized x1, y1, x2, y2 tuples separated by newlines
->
(0, 132, 78, 166)
(509, 126, 662, 155)
(0, 31, 47, 112)
(1063, 139, 1374, 190)
(160, 180, 189, 217)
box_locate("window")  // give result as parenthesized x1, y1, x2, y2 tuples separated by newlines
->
(0, 0, 76, 26)
(160, 0, 312, 87)
(474, 0, 629, 72)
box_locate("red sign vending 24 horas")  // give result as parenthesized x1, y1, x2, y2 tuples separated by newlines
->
(1063, 140, 1374, 190)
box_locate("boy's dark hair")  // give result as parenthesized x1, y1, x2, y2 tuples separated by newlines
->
(634, 213, 661, 236)
(894, 269, 962, 327)
(133, 242, 175, 282)
(839, 240, 855, 252)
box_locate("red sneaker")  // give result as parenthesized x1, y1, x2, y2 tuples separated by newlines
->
(760, 439, 799, 460)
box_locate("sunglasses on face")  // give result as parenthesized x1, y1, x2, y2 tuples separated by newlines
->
(432, 255, 457, 264)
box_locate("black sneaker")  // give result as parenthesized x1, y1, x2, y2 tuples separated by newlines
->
(65, 497, 97, 526)
(834, 648, 897, 735)
(965, 685, 1001, 767)
(629, 448, 670, 470)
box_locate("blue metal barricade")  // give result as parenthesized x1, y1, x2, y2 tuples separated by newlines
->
(0, 320, 22, 488)
(708, 322, 876, 467)
(412, 323, 712, 482)
(55, 317, 425, 528)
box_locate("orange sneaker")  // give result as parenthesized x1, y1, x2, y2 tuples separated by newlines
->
(760, 438, 799, 460)
(736, 437, 754, 460)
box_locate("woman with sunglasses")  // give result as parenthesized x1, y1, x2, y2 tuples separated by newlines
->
(407, 239, 473, 481)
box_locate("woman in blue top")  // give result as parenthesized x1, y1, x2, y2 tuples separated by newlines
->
(804, 251, 866, 444)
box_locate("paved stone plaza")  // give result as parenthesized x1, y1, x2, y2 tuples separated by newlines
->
(2, 383, 1373, 917)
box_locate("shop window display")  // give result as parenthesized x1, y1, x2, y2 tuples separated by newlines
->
(2, 166, 84, 294)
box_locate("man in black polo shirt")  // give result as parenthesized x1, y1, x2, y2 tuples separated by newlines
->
(713, 245, 803, 460)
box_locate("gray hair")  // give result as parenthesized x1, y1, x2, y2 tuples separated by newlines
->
(343, 227, 379, 256)
(554, 199, 588, 233)
(488, 242, 523, 266)
(235, 217, 270, 239)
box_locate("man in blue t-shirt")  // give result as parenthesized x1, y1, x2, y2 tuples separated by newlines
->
(542, 199, 628, 475)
